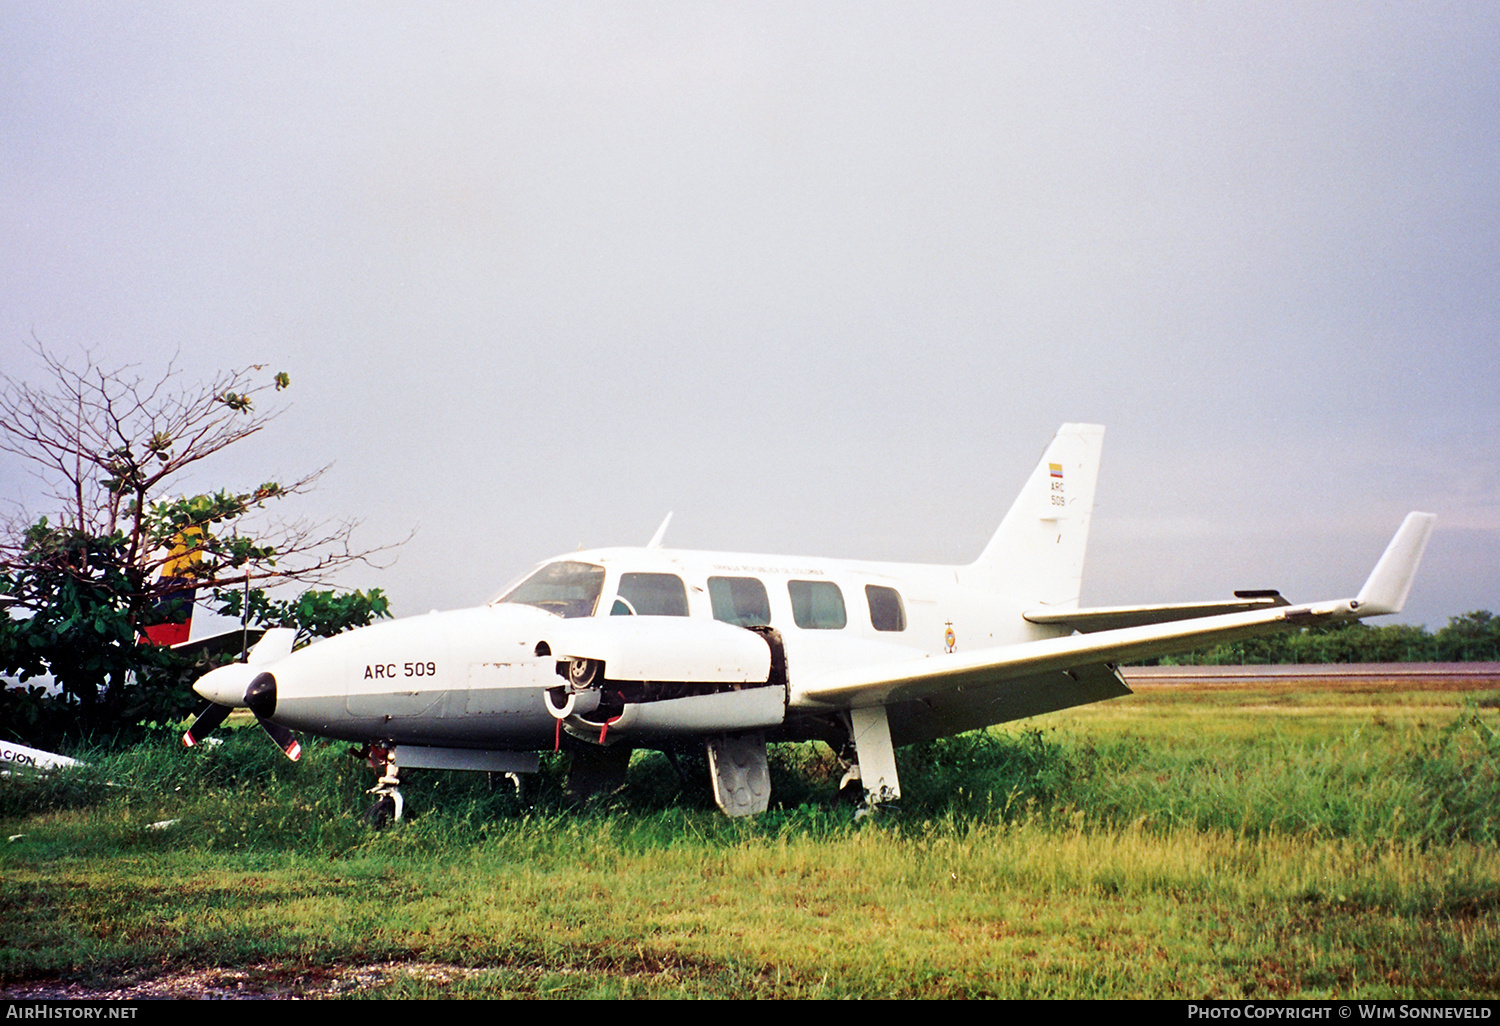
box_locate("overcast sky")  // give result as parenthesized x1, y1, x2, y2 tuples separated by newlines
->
(2, 1, 1496, 631)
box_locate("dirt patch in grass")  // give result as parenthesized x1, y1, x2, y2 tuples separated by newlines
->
(0, 961, 486, 999)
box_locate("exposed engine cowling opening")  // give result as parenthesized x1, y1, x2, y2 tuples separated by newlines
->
(747, 625, 787, 691)
(544, 684, 600, 719)
(587, 687, 625, 726)
(555, 627, 789, 742)
(557, 625, 786, 713)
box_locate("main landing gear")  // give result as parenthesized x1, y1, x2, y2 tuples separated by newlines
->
(841, 706, 901, 820)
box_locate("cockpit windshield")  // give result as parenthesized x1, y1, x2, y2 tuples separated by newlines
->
(496, 561, 605, 618)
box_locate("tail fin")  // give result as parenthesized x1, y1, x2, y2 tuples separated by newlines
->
(968, 423, 1105, 606)
(1353, 512, 1436, 616)
(141, 528, 202, 647)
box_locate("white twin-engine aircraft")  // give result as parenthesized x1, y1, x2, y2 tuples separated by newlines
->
(185, 425, 1435, 823)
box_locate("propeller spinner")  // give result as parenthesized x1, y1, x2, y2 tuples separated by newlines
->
(181, 630, 303, 760)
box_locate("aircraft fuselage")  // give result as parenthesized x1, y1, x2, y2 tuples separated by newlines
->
(197, 545, 1066, 754)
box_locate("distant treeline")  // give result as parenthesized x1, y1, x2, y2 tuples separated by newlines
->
(1139, 610, 1500, 666)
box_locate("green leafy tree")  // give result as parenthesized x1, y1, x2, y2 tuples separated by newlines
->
(0, 523, 175, 743)
(212, 586, 391, 650)
(1434, 611, 1500, 662)
(1155, 614, 1492, 666)
(0, 346, 399, 748)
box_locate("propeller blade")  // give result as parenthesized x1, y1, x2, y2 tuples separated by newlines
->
(182, 701, 232, 748)
(257, 717, 303, 761)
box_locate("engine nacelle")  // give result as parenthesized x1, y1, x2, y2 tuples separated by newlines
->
(561, 686, 787, 742)
(541, 617, 772, 684)
(539, 620, 788, 743)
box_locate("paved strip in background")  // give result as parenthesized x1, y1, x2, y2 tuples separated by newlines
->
(1121, 663, 1500, 688)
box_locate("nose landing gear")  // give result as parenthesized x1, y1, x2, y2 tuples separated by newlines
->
(359, 744, 405, 828)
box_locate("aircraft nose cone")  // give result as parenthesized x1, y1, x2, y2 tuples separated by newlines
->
(193, 662, 255, 707)
(244, 672, 278, 719)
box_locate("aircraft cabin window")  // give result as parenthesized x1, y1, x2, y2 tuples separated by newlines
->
(788, 580, 846, 630)
(865, 585, 907, 632)
(708, 576, 771, 627)
(497, 561, 605, 618)
(612, 572, 689, 616)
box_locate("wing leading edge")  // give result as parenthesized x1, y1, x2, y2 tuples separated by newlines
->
(794, 512, 1436, 714)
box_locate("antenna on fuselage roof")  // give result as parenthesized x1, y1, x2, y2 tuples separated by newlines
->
(647, 512, 674, 549)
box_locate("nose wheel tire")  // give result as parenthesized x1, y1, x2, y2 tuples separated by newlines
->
(363, 790, 404, 829)
(361, 744, 405, 828)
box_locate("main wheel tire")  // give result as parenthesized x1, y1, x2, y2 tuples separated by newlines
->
(567, 657, 602, 688)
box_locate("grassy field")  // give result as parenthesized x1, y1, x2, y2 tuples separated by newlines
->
(3, 677, 1498, 999)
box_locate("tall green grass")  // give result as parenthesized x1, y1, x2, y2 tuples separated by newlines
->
(5, 704, 1499, 851)
(4, 693, 1498, 997)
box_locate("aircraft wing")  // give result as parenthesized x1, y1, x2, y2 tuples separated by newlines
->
(796, 512, 1435, 711)
(1, 740, 84, 773)
(1023, 590, 1289, 633)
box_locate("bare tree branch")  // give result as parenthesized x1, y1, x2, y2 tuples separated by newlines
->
(0, 340, 398, 599)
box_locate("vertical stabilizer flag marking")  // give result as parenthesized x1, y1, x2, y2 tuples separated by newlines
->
(142, 527, 203, 646)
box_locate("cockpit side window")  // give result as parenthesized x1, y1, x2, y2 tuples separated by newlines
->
(708, 576, 771, 627)
(612, 572, 689, 616)
(865, 584, 907, 632)
(788, 580, 846, 630)
(497, 561, 605, 618)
